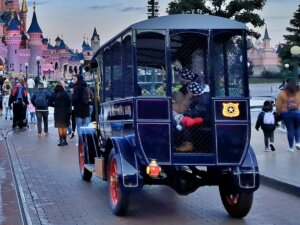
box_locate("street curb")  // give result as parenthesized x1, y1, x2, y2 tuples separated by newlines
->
(260, 175, 300, 197)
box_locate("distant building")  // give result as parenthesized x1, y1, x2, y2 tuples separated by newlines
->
(248, 27, 280, 76)
(0, 0, 100, 80)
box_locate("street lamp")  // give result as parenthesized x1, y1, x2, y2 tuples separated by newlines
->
(36, 56, 41, 77)
(24, 62, 28, 79)
(290, 45, 300, 77)
(284, 63, 290, 70)
(48, 69, 51, 79)
(80, 59, 84, 76)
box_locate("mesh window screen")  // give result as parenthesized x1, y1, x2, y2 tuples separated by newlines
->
(122, 33, 134, 97)
(170, 32, 212, 153)
(136, 30, 166, 96)
(103, 49, 111, 102)
(111, 40, 122, 99)
(213, 33, 245, 97)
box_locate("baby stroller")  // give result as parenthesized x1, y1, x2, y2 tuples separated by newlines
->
(12, 101, 28, 129)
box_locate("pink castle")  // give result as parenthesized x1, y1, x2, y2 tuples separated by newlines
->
(248, 27, 280, 76)
(0, 0, 100, 80)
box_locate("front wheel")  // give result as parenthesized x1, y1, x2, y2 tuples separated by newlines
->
(108, 149, 129, 216)
(78, 139, 92, 181)
(219, 186, 253, 218)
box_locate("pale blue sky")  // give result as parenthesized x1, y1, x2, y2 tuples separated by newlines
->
(25, 0, 299, 51)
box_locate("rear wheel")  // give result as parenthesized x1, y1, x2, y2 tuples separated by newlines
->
(108, 149, 129, 216)
(78, 138, 92, 181)
(219, 186, 253, 218)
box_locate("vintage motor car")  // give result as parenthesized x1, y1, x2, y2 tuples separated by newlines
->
(79, 14, 259, 218)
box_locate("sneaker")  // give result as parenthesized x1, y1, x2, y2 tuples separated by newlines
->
(295, 143, 300, 150)
(264, 147, 270, 152)
(287, 147, 294, 152)
(37, 133, 42, 137)
(44, 132, 49, 136)
(269, 144, 275, 151)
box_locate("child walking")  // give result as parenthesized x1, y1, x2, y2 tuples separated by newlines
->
(28, 102, 36, 123)
(255, 100, 277, 152)
(2, 91, 12, 120)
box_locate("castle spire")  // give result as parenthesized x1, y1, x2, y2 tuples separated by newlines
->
(21, 0, 28, 13)
(263, 27, 270, 40)
(27, 2, 42, 33)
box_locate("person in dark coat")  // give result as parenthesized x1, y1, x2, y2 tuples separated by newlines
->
(72, 74, 90, 138)
(49, 81, 71, 146)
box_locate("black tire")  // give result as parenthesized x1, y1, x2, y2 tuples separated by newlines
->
(78, 138, 92, 181)
(107, 149, 129, 216)
(219, 186, 253, 218)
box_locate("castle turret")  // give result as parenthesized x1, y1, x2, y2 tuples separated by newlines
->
(262, 27, 271, 50)
(20, 0, 28, 32)
(27, 3, 43, 75)
(5, 15, 21, 73)
(6, 0, 19, 12)
(0, 0, 5, 12)
(91, 27, 100, 51)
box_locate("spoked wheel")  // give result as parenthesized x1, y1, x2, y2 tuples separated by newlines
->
(108, 149, 129, 216)
(219, 186, 253, 218)
(78, 138, 92, 181)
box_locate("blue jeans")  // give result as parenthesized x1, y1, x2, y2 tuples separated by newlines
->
(75, 117, 89, 138)
(282, 111, 300, 148)
(36, 111, 49, 133)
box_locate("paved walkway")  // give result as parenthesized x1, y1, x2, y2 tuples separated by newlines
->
(0, 98, 299, 224)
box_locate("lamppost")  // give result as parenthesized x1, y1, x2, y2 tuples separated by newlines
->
(80, 59, 84, 76)
(35, 56, 41, 87)
(48, 69, 51, 79)
(24, 62, 28, 79)
(36, 56, 41, 77)
(290, 45, 300, 77)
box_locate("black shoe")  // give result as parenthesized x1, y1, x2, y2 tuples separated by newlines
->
(70, 132, 75, 139)
(5, 117, 7, 120)
(270, 144, 275, 151)
(63, 137, 68, 145)
(58, 139, 64, 146)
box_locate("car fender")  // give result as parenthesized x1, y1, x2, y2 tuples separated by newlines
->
(109, 135, 143, 192)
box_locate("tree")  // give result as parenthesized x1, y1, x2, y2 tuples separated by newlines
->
(279, 5, 300, 73)
(283, 4, 300, 46)
(166, 0, 266, 39)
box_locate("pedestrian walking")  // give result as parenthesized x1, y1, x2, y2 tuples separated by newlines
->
(8, 80, 29, 129)
(31, 82, 51, 136)
(276, 77, 300, 152)
(255, 100, 277, 152)
(27, 102, 36, 124)
(2, 90, 12, 119)
(49, 81, 71, 146)
(72, 74, 90, 139)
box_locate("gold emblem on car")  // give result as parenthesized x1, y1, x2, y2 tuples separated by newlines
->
(222, 102, 240, 117)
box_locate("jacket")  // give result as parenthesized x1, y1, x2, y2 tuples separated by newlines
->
(276, 90, 300, 115)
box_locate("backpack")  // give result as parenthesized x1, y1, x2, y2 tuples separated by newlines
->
(35, 90, 48, 109)
(15, 86, 24, 104)
(286, 99, 298, 111)
(81, 87, 90, 104)
(263, 112, 275, 125)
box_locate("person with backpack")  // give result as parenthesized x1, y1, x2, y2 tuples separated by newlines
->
(276, 77, 300, 152)
(255, 100, 278, 152)
(72, 74, 90, 139)
(31, 82, 51, 136)
(8, 80, 29, 129)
